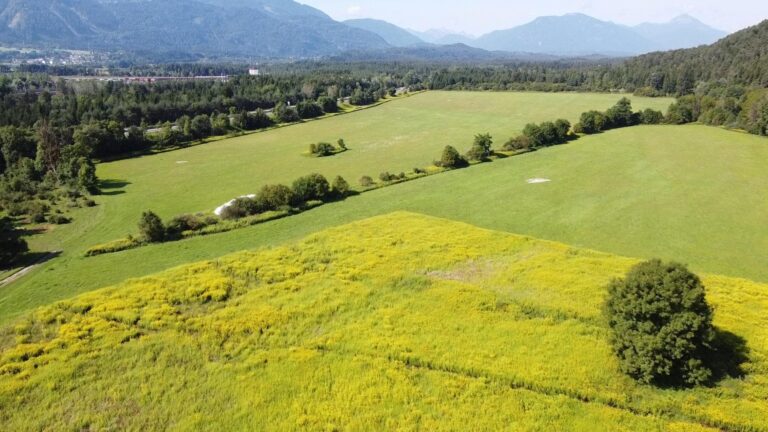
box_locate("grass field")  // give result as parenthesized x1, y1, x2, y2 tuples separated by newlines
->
(1, 213, 766, 430)
(2, 121, 767, 325)
(27, 91, 673, 254)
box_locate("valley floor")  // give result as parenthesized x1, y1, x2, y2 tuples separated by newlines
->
(2, 120, 766, 324)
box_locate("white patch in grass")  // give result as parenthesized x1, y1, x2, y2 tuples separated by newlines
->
(527, 178, 551, 184)
(214, 195, 256, 216)
(176, 161, 188, 164)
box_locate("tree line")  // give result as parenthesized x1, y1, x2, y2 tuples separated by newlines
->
(134, 173, 349, 244)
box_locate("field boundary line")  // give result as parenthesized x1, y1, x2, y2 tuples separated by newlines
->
(317, 346, 759, 432)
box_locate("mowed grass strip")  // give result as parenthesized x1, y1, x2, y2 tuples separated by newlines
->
(0, 213, 765, 431)
(3, 123, 767, 324)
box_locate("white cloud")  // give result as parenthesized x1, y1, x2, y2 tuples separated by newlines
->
(346, 5, 362, 16)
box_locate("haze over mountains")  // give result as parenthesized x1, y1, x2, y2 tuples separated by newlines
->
(359, 13, 728, 55)
(0, 0, 730, 59)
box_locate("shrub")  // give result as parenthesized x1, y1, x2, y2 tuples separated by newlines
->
(49, 214, 71, 225)
(539, 122, 559, 146)
(379, 172, 397, 182)
(0, 217, 28, 268)
(579, 111, 607, 134)
(413, 168, 426, 174)
(138, 211, 165, 243)
(350, 88, 375, 106)
(258, 184, 295, 210)
(219, 202, 249, 221)
(246, 109, 273, 130)
(604, 260, 716, 387)
(359, 176, 375, 187)
(190, 115, 212, 140)
(440, 145, 468, 169)
(522, 123, 545, 147)
(640, 108, 664, 124)
(337, 138, 347, 150)
(297, 101, 324, 119)
(274, 102, 300, 123)
(466, 133, 493, 161)
(310, 142, 336, 157)
(503, 135, 532, 151)
(332, 176, 350, 197)
(166, 214, 211, 235)
(292, 173, 331, 203)
(318, 96, 339, 113)
(554, 119, 572, 142)
(28, 201, 48, 223)
(85, 237, 141, 257)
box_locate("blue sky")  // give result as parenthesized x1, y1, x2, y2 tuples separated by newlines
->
(298, 0, 767, 35)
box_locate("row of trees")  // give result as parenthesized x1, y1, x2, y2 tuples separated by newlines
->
(0, 71, 409, 130)
(139, 173, 350, 243)
(574, 98, 664, 134)
(434, 99, 670, 171)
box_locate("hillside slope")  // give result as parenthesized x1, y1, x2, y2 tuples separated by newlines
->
(621, 19, 768, 88)
(344, 18, 424, 47)
(1, 212, 766, 430)
(0, 0, 389, 57)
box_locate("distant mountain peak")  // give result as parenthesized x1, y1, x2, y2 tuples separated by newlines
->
(475, 13, 655, 56)
(633, 14, 727, 51)
(670, 14, 699, 24)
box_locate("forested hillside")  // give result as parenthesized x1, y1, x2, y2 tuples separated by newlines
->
(620, 19, 768, 91)
(0, 0, 389, 57)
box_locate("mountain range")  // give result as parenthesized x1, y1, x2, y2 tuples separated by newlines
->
(0, 0, 731, 59)
(367, 13, 728, 55)
(0, 0, 388, 57)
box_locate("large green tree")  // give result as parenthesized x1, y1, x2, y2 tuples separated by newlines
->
(138, 211, 165, 243)
(440, 145, 468, 169)
(0, 217, 28, 268)
(466, 133, 493, 161)
(292, 173, 331, 203)
(604, 260, 717, 387)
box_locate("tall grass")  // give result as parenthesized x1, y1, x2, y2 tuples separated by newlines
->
(1, 212, 765, 430)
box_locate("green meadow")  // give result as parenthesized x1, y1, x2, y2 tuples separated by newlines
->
(27, 91, 673, 253)
(1, 213, 766, 430)
(3, 120, 767, 324)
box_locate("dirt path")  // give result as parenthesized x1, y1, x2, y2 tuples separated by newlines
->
(0, 251, 62, 288)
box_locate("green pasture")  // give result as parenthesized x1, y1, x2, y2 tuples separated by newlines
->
(2, 119, 766, 323)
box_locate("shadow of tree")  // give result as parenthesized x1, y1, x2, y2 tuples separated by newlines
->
(20, 227, 47, 237)
(706, 328, 750, 384)
(1, 250, 62, 273)
(98, 179, 131, 196)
